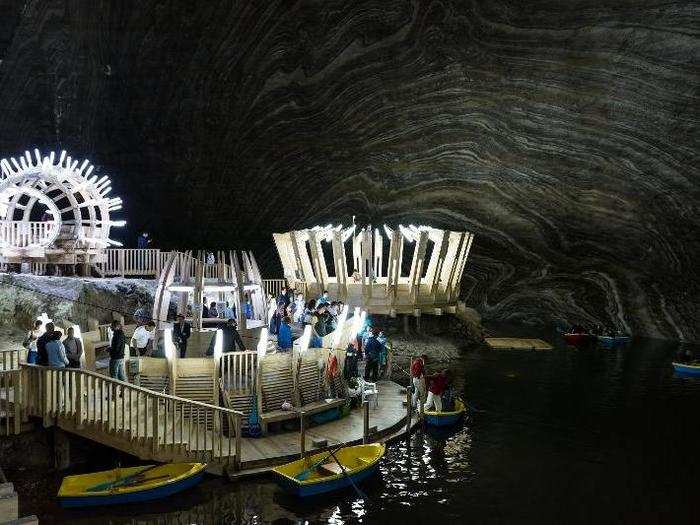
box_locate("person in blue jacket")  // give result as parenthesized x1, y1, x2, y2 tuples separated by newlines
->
(277, 316, 293, 351)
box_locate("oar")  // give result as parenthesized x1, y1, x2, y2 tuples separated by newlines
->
(328, 448, 368, 502)
(117, 473, 171, 489)
(295, 444, 346, 481)
(86, 465, 159, 492)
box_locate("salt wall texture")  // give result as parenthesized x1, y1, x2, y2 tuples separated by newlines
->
(0, 1, 697, 339)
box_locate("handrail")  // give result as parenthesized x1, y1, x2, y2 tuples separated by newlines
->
(19, 363, 244, 470)
(21, 363, 243, 416)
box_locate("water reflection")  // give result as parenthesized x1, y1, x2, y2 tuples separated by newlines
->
(19, 336, 700, 524)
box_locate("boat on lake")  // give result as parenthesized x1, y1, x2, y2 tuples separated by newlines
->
(424, 398, 466, 427)
(563, 332, 595, 347)
(672, 362, 700, 376)
(597, 335, 631, 349)
(272, 443, 385, 497)
(57, 462, 206, 508)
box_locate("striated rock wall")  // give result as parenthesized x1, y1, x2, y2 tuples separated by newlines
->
(0, 273, 156, 332)
(0, 1, 697, 339)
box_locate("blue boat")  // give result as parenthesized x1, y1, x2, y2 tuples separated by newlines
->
(272, 444, 385, 497)
(597, 335, 631, 349)
(57, 463, 206, 508)
(672, 362, 700, 376)
(424, 398, 466, 427)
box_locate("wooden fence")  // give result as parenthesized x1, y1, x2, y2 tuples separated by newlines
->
(20, 364, 243, 470)
(220, 351, 257, 392)
(0, 220, 57, 248)
(0, 349, 22, 435)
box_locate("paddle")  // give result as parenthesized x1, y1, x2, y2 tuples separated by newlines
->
(294, 444, 346, 481)
(117, 473, 171, 489)
(328, 448, 368, 502)
(86, 465, 159, 492)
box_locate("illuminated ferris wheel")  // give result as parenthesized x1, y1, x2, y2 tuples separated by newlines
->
(0, 149, 124, 263)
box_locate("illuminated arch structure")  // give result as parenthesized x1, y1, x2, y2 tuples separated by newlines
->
(0, 149, 124, 266)
(274, 224, 474, 316)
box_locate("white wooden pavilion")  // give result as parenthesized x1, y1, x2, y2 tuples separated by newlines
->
(273, 224, 474, 316)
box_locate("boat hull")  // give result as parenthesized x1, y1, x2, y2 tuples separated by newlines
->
(672, 362, 700, 376)
(274, 463, 379, 497)
(57, 463, 206, 508)
(424, 399, 466, 427)
(272, 443, 385, 498)
(597, 336, 631, 349)
(564, 333, 595, 347)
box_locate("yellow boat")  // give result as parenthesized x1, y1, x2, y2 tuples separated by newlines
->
(58, 462, 206, 508)
(272, 443, 385, 497)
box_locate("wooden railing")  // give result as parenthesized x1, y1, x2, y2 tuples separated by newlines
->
(263, 279, 286, 299)
(20, 364, 243, 470)
(0, 349, 22, 435)
(220, 351, 257, 392)
(0, 220, 57, 248)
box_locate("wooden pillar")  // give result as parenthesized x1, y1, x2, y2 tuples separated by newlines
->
(299, 411, 306, 459)
(363, 401, 370, 444)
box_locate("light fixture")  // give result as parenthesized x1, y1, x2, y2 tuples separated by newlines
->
(299, 324, 312, 354)
(257, 327, 269, 360)
(214, 329, 223, 360)
(163, 327, 175, 360)
(349, 307, 361, 342)
(332, 304, 349, 349)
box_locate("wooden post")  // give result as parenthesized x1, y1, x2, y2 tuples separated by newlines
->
(234, 414, 242, 471)
(299, 411, 306, 459)
(363, 401, 370, 444)
(405, 387, 412, 437)
(152, 397, 160, 453)
(75, 374, 84, 429)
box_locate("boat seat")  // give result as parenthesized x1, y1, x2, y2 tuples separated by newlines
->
(317, 462, 344, 476)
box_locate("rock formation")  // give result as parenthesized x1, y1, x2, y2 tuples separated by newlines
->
(0, 1, 697, 339)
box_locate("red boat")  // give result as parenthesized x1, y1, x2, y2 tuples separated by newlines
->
(563, 332, 595, 347)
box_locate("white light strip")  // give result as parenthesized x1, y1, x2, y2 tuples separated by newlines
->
(299, 324, 312, 354)
(163, 327, 175, 360)
(332, 304, 349, 349)
(349, 307, 361, 342)
(257, 327, 268, 360)
(214, 329, 223, 360)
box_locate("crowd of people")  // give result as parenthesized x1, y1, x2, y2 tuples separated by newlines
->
(23, 320, 83, 369)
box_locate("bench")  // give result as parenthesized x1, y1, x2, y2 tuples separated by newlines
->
(256, 353, 299, 433)
(296, 354, 344, 416)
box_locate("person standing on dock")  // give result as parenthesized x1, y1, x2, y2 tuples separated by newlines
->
(109, 320, 127, 382)
(47, 330, 69, 368)
(36, 322, 55, 366)
(363, 327, 383, 382)
(277, 316, 293, 351)
(424, 369, 449, 412)
(411, 354, 428, 408)
(63, 326, 83, 368)
(173, 314, 192, 358)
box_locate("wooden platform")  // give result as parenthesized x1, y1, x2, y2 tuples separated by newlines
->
(486, 337, 553, 351)
(238, 379, 409, 472)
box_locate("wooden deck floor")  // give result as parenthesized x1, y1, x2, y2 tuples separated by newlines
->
(486, 337, 553, 350)
(239, 379, 409, 470)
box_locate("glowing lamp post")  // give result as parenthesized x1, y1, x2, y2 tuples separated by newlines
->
(299, 325, 312, 355)
(349, 307, 362, 343)
(257, 327, 269, 360)
(213, 329, 223, 360)
(163, 327, 176, 361)
(332, 305, 349, 349)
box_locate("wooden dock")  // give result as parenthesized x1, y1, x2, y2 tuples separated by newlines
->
(486, 337, 553, 351)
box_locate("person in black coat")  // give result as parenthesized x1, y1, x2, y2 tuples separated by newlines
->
(223, 318, 246, 352)
(109, 320, 127, 382)
(173, 314, 192, 358)
(36, 322, 55, 366)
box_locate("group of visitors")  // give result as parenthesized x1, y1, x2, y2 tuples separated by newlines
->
(23, 319, 83, 368)
(410, 354, 453, 412)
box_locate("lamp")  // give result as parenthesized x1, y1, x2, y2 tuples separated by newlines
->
(257, 327, 269, 360)
(332, 305, 349, 349)
(214, 329, 223, 360)
(349, 307, 361, 342)
(163, 327, 175, 361)
(299, 325, 312, 355)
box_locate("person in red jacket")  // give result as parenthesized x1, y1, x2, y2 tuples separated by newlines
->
(425, 369, 450, 412)
(411, 354, 428, 408)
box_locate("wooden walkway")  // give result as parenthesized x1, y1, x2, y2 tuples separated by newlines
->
(9, 364, 409, 476)
(486, 337, 553, 350)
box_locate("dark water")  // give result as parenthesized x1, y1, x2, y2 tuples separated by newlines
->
(11, 336, 700, 524)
